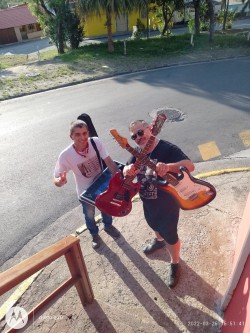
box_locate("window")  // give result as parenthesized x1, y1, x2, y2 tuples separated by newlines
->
(28, 24, 35, 31)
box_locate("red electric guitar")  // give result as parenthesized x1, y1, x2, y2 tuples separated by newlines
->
(110, 130, 216, 210)
(95, 114, 167, 217)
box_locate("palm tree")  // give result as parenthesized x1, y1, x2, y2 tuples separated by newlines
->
(206, 0, 214, 42)
(77, 0, 147, 52)
(221, 0, 230, 31)
(192, 0, 201, 35)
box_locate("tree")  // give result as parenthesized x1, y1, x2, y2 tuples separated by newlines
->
(65, 4, 83, 49)
(0, 0, 8, 9)
(192, 0, 201, 35)
(221, 0, 230, 30)
(150, 0, 184, 36)
(206, 0, 214, 42)
(0, 0, 24, 9)
(192, 0, 214, 40)
(77, 0, 147, 52)
(28, 0, 83, 54)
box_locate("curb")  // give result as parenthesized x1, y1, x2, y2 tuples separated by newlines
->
(0, 269, 43, 321)
(1, 54, 250, 102)
(195, 167, 250, 179)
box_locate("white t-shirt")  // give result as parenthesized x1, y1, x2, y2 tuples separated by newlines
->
(54, 137, 109, 197)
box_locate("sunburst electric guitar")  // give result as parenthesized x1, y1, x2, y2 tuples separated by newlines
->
(95, 114, 167, 217)
(110, 130, 216, 210)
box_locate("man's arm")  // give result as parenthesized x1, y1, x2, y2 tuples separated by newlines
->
(103, 156, 119, 175)
(156, 159, 195, 177)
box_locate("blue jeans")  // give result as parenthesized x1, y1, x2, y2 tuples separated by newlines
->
(80, 201, 112, 236)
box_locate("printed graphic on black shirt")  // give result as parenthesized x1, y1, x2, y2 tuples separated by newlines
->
(138, 160, 158, 200)
(77, 156, 101, 178)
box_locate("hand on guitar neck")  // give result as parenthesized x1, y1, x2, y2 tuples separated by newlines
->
(123, 164, 140, 178)
(123, 160, 194, 179)
(155, 160, 194, 177)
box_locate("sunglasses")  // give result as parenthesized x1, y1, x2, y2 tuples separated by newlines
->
(131, 129, 144, 140)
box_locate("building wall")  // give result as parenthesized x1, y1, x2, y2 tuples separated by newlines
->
(0, 22, 42, 45)
(221, 192, 250, 333)
(14, 26, 22, 42)
(27, 30, 43, 40)
(84, 10, 150, 37)
(221, 256, 250, 333)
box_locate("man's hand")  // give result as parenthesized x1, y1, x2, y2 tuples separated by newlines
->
(123, 164, 139, 177)
(155, 162, 170, 177)
(54, 171, 67, 187)
(155, 160, 195, 177)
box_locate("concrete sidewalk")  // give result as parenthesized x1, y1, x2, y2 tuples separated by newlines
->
(1, 150, 250, 333)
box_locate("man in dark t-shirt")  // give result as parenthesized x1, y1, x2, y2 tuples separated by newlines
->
(123, 119, 195, 288)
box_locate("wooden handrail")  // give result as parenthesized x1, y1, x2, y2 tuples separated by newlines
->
(0, 235, 78, 294)
(0, 234, 94, 331)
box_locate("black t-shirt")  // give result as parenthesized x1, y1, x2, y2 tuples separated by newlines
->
(127, 140, 190, 201)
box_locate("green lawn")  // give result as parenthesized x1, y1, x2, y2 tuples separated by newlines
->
(0, 32, 249, 70)
(60, 32, 249, 62)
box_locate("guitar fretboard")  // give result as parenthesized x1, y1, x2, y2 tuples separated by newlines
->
(124, 135, 156, 184)
(125, 145, 179, 186)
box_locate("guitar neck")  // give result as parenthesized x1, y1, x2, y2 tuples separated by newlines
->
(126, 145, 156, 171)
(125, 143, 178, 186)
(124, 136, 155, 183)
(133, 136, 155, 169)
(111, 113, 167, 185)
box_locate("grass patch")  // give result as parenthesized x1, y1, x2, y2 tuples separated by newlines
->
(0, 49, 59, 70)
(40, 49, 58, 61)
(59, 32, 249, 63)
(0, 54, 28, 69)
(60, 34, 193, 62)
(1, 32, 249, 70)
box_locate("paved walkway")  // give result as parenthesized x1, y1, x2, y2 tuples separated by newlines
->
(0, 149, 249, 333)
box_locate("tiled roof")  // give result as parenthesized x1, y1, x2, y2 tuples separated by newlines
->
(0, 4, 38, 30)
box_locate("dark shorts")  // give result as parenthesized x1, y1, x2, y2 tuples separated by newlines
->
(142, 192, 180, 245)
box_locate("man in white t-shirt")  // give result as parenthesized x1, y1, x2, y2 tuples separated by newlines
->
(54, 120, 120, 249)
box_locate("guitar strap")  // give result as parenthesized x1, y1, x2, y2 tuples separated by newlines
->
(90, 138, 104, 171)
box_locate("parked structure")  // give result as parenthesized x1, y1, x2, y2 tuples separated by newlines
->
(0, 4, 43, 45)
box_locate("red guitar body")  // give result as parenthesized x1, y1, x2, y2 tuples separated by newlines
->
(95, 172, 140, 217)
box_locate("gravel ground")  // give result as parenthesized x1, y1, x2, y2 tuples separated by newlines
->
(0, 47, 250, 101)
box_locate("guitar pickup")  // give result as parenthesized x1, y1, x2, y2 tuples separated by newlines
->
(204, 191, 215, 196)
(188, 193, 198, 201)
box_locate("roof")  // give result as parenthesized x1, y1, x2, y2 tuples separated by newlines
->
(0, 4, 38, 30)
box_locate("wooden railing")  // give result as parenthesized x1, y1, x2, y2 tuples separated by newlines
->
(0, 234, 94, 332)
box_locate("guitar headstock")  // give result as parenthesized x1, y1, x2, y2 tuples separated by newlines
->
(110, 129, 129, 148)
(150, 113, 166, 136)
